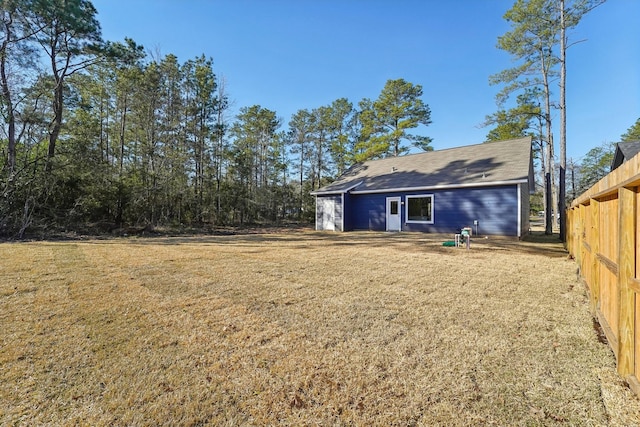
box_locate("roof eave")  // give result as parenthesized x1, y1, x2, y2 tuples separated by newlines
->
(310, 181, 363, 196)
(350, 179, 529, 195)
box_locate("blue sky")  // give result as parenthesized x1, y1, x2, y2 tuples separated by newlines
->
(92, 0, 639, 161)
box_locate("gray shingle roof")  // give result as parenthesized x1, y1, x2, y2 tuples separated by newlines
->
(313, 137, 533, 194)
(611, 141, 640, 171)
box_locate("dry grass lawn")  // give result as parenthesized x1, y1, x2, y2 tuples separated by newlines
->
(1, 230, 639, 425)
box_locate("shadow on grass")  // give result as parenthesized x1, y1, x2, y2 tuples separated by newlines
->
(484, 231, 568, 258)
(522, 230, 562, 244)
(6, 226, 570, 259)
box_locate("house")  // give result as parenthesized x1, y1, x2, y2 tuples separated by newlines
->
(611, 141, 640, 171)
(311, 137, 534, 237)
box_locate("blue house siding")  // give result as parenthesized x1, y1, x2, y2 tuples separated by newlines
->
(343, 192, 353, 231)
(518, 183, 530, 237)
(349, 192, 400, 231)
(348, 185, 520, 236)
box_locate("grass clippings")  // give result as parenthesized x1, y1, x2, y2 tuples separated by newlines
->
(1, 231, 639, 425)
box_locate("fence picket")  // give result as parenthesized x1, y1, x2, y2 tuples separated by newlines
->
(567, 151, 640, 397)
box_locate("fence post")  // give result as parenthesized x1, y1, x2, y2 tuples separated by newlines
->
(566, 208, 572, 252)
(579, 203, 589, 289)
(574, 205, 582, 264)
(617, 186, 637, 377)
(590, 199, 600, 314)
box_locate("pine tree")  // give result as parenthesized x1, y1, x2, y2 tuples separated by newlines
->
(620, 118, 640, 142)
(358, 79, 432, 159)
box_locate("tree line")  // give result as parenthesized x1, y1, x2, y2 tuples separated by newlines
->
(569, 119, 640, 198)
(2, 0, 633, 239)
(482, 0, 611, 238)
(0, 0, 431, 237)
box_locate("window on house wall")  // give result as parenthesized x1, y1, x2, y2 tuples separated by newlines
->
(406, 195, 434, 223)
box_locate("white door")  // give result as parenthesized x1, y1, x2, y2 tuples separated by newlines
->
(322, 198, 335, 231)
(386, 197, 401, 231)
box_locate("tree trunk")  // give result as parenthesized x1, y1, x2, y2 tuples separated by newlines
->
(569, 158, 577, 200)
(299, 142, 304, 220)
(541, 50, 554, 235)
(0, 24, 16, 175)
(545, 171, 552, 233)
(215, 78, 228, 223)
(558, 0, 567, 242)
(46, 76, 64, 172)
(116, 95, 128, 226)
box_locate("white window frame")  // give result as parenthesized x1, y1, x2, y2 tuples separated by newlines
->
(405, 194, 434, 224)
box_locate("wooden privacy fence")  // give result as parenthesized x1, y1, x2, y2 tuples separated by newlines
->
(566, 152, 640, 396)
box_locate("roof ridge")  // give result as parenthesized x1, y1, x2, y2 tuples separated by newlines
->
(431, 136, 530, 153)
(360, 136, 531, 164)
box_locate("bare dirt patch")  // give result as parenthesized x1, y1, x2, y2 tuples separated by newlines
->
(1, 231, 638, 425)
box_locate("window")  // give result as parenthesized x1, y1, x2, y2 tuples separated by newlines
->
(406, 195, 434, 223)
(390, 200, 398, 215)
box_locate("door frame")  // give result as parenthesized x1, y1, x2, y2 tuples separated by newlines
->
(386, 196, 402, 231)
